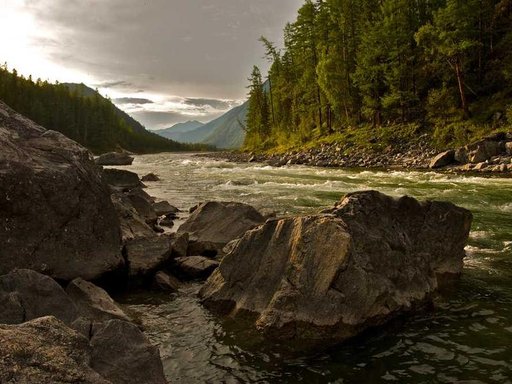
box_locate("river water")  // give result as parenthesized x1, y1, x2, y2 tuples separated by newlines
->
(120, 153, 512, 383)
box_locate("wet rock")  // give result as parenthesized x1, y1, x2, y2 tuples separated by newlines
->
(141, 172, 160, 182)
(66, 278, 131, 322)
(152, 271, 180, 292)
(200, 191, 472, 347)
(96, 152, 134, 166)
(159, 214, 175, 228)
(111, 192, 156, 242)
(429, 150, 455, 169)
(0, 269, 78, 325)
(175, 256, 219, 280)
(178, 201, 264, 256)
(153, 200, 179, 217)
(103, 169, 143, 191)
(0, 101, 123, 281)
(0, 316, 110, 384)
(125, 236, 172, 277)
(90, 319, 167, 384)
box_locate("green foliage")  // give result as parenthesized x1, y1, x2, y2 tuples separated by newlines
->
(0, 66, 209, 154)
(244, 0, 512, 152)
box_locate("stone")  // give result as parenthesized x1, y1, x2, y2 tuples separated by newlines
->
(96, 152, 134, 166)
(170, 232, 189, 258)
(111, 192, 156, 242)
(103, 168, 143, 191)
(429, 150, 455, 169)
(90, 319, 167, 384)
(506, 142, 512, 156)
(127, 187, 157, 224)
(152, 271, 180, 292)
(153, 200, 179, 217)
(0, 269, 78, 325)
(178, 201, 265, 256)
(0, 101, 123, 281)
(125, 236, 172, 277)
(159, 214, 175, 228)
(175, 256, 219, 280)
(200, 191, 472, 347)
(474, 162, 488, 171)
(468, 140, 504, 163)
(0, 316, 110, 384)
(141, 172, 160, 182)
(454, 147, 469, 164)
(66, 278, 132, 322)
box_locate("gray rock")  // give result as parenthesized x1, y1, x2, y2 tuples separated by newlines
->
(170, 232, 189, 258)
(178, 201, 264, 256)
(0, 269, 78, 325)
(0, 101, 123, 281)
(127, 187, 158, 224)
(66, 278, 131, 322)
(0, 316, 110, 384)
(429, 150, 455, 169)
(103, 169, 143, 191)
(469, 140, 504, 163)
(111, 192, 156, 242)
(125, 236, 172, 277)
(153, 200, 179, 217)
(506, 142, 512, 156)
(96, 152, 134, 166)
(152, 271, 180, 292)
(90, 319, 167, 384)
(141, 172, 160, 182)
(200, 191, 472, 347)
(175, 256, 219, 280)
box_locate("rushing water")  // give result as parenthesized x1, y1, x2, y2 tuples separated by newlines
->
(119, 153, 512, 383)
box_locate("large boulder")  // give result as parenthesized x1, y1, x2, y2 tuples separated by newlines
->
(90, 320, 167, 384)
(174, 256, 219, 280)
(66, 278, 132, 322)
(178, 201, 265, 256)
(111, 192, 156, 242)
(125, 236, 172, 278)
(0, 101, 123, 281)
(96, 152, 134, 166)
(0, 316, 110, 384)
(102, 169, 143, 191)
(200, 191, 472, 346)
(0, 269, 78, 325)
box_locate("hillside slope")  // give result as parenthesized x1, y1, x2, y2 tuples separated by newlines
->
(154, 120, 205, 141)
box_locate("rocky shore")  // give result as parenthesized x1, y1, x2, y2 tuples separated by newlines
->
(202, 132, 512, 175)
(0, 100, 475, 381)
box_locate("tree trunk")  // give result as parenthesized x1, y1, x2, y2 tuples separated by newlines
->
(454, 58, 470, 118)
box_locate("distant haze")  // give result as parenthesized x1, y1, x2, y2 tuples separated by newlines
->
(0, 0, 302, 129)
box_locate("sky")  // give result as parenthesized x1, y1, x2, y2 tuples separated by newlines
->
(0, 0, 302, 129)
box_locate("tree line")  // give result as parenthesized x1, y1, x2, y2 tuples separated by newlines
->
(0, 65, 209, 154)
(245, 0, 512, 150)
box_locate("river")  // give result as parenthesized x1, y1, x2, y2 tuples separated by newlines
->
(119, 153, 512, 383)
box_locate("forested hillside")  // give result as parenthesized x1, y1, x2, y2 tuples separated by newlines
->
(245, 0, 512, 151)
(0, 66, 207, 154)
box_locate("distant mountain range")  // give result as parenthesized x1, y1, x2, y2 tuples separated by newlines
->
(155, 101, 247, 149)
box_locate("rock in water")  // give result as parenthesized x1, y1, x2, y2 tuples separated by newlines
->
(0, 316, 110, 384)
(66, 278, 132, 322)
(0, 101, 123, 281)
(90, 320, 167, 384)
(141, 172, 160, 182)
(199, 191, 472, 346)
(103, 168, 143, 191)
(96, 152, 134, 166)
(174, 256, 219, 280)
(178, 201, 265, 256)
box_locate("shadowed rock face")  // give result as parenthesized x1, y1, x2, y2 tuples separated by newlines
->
(199, 191, 472, 347)
(0, 101, 123, 281)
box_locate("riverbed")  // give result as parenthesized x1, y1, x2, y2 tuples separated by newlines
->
(120, 153, 512, 383)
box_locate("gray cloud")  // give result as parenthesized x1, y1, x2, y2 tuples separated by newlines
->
(114, 97, 153, 105)
(184, 98, 234, 110)
(23, 0, 301, 100)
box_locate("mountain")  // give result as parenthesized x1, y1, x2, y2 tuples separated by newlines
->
(153, 120, 205, 140)
(155, 102, 247, 149)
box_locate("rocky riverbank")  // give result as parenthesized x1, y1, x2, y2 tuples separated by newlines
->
(202, 132, 512, 175)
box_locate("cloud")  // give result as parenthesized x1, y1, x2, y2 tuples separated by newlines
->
(184, 98, 236, 110)
(114, 97, 153, 105)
